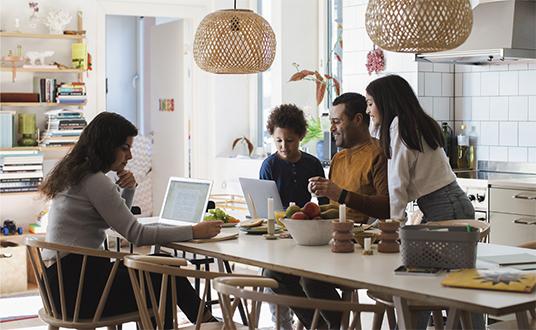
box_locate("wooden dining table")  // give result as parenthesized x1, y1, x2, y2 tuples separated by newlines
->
(162, 227, 536, 330)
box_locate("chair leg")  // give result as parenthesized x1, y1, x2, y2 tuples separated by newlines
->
(372, 309, 385, 330)
(48, 326, 59, 330)
(530, 308, 536, 319)
(432, 311, 444, 330)
(386, 306, 397, 330)
(106, 326, 116, 330)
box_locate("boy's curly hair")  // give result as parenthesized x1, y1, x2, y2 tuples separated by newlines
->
(266, 104, 307, 137)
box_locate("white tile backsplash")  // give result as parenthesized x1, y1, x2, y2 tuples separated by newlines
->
(480, 72, 499, 96)
(519, 122, 536, 147)
(463, 72, 481, 96)
(424, 72, 442, 96)
(499, 122, 518, 146)
(455, 97, 472, 120)
(433, 97, 451, 121)
(508, 96, 528, 121)
(489, 96, 509, 121)
(442, 73, 454, 97)
(519, 71, 536, 95)
(529, 96, 536, 121)
(529, 148, 536, 162)
(419, 97, 434, 116)
(476, 145, 490, 161)
(423, 64, 536, 162)
(499, 71, 519, 96)
(472, 97, 490, 120)
(508, 147, 528, 162)
(490, 146, 508, 161)
(480, 121, 499, 145)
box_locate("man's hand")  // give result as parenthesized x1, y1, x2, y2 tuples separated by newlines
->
(192, 221, 223, 239)
(308, 176, 343, 202)
(116, 170, 137, 189)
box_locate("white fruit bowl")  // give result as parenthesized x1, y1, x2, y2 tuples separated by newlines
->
(281, 218, 334, 246)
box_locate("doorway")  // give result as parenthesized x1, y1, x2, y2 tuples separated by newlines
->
(105, 15, 188, 215)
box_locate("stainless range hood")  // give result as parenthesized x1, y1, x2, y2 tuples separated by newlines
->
(416, 0, 536, 65)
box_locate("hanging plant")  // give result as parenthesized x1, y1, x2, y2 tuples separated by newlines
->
(366, 45, 385, 75)
(289, 63, 341, 106)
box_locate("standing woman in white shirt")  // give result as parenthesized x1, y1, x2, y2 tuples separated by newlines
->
(366, 75, 482, 330)
(365, 74, 474, 222)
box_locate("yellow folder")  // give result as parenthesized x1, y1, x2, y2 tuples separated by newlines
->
(441, 268, 536, 293)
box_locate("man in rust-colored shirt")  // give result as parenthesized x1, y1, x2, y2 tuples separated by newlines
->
(310, 92, 389, 223)
(265, 93, 390, 330)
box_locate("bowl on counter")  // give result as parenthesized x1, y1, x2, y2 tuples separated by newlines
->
(281, 218, 334, 246)
(353, 231, 379, 248)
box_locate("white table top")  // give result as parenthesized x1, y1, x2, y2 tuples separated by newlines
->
(165, 228, 536, 317)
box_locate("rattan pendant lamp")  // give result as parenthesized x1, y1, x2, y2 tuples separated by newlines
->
(193, 0, 276, 74)
(365, 0, 473, 53)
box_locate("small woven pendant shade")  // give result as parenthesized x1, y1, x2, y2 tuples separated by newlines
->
(365, 0, 473, 53)
(193, 9, 276, 74)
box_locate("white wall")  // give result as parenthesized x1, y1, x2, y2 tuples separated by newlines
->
(341, 0, 418, 96)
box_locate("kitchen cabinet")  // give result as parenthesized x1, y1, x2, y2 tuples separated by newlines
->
(488, 184, 536, 246)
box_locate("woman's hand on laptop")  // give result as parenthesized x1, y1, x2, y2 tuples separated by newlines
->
(192, 221, 223, 239)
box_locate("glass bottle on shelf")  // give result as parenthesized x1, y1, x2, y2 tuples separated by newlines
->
(18, 113, 37, 146)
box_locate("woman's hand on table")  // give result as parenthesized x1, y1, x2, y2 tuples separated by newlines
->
(192, 221, 223, 239)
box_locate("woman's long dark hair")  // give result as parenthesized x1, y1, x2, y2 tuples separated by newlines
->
(365, 75, 444, 159)
(40, 112, 138, 199)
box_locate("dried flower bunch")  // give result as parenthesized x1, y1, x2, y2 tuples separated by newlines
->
(366, 46, 385, 75)
(289, 63, 341, 106)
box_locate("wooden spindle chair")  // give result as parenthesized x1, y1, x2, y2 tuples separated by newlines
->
(213, 276, 384, 330)
(123, 255, 254, 330)
(25, 237, 140, 330)
(367, 219, 491, 330)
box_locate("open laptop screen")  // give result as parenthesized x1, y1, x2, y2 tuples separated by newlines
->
(160, 178, 212, 223)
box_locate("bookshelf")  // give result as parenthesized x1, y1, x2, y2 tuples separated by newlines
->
(0, 101, 86, 107)
(0, 31, 85, 40)
(0, 67, 85, 73)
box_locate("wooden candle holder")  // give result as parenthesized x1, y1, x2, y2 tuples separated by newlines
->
(377, 220, 400, 253)
(330, 221, 354, 253)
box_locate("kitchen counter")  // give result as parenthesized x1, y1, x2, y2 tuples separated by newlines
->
(488, 177, 536, 190)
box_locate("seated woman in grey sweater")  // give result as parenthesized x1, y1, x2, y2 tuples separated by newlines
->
(39, 112, 222, 326)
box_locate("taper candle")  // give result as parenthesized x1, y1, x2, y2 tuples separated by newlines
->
(339, 204, 346, 223)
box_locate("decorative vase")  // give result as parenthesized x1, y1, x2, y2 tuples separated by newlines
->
(330, 221, 354, 253)
(377, 221, 400, 253)
(18, 113, 37, 146)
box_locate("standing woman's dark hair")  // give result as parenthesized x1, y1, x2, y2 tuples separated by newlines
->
(40, 112, 138, 199)
(365, 75, 444, 159)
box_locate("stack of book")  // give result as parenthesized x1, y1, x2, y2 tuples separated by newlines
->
(40, 109, 87, 146)
(33, 78, 57, 103)
(56, 82, 86, 104)
(0, 150, 44, 193)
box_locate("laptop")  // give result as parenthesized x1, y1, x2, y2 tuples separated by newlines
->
(140, 177, 212, 226)
(239, 177, 284, 219)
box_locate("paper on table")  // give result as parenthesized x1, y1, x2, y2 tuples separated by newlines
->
(478, 253, 536, 266)
(189, 232, 239, 243)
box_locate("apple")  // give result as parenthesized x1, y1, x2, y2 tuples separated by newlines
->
(302, 202, 321, 219)
(291, 211, 309, 220)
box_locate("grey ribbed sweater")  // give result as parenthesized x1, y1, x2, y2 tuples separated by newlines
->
(43, 172, 193, 260)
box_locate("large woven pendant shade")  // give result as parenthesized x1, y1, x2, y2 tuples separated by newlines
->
(193, 8, 276, 74)
(365, 0, 473, 53)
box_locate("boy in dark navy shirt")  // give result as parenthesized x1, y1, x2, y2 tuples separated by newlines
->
(259, 104, 328, 208)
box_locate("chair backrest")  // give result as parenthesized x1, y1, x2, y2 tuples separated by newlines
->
(213, 276, 384, 330)
(424, 219, 490, 242)
(209, 194, 248, 211)
(25, 237, 130, 324)
(124, 255, 254, 330)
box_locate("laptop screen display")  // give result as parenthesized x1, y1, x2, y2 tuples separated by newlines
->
(161, 180, 211, 223)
